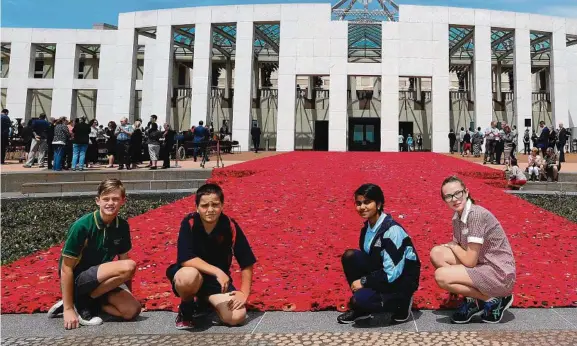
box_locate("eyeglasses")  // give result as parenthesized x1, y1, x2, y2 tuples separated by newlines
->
(442, 189, 465, 202)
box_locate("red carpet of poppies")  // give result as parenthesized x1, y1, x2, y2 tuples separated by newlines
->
(2, 152, 576, 313)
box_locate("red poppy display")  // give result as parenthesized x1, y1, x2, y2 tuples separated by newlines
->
(2, 152, 576, 313)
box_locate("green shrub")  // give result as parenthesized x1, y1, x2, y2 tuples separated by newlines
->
(1, 194, 190, 264)
(518, 194, 577, 223)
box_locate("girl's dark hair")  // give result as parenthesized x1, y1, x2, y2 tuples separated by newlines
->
(89, 119, 97, 126)
(441, 175, 475, 204)
(108, 121, 117, 130)
(195, 183, 225, 206)
(354, 183, 385, 212)
(510, 158, 518, 166)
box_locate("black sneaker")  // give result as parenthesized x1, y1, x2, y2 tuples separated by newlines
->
(47, 300, 64, 318)
(337, 310, 372, 324)
(392, 296, 413, 323)
(175, 305, 195, 330)
(481, 295, 513, 324)
(451, 297, 482, 324)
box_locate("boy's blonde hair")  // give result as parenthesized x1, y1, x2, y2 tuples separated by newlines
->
(97, 179, 126, 198)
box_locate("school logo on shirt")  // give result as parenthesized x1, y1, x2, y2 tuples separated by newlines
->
(374, 238, 382, 248)
(462, 227, 469, 235)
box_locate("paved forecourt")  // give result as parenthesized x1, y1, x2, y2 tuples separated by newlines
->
(2, 309, 576, 345)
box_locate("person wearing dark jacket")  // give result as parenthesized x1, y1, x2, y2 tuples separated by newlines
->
(251, 123, 262, 153)
(557, 123, 567, 162)
(448, 130, 457, 154)
(72, 117, 91, 171)
(130, 121, 143, 169)
(47, 118, 55, 169)
(537, 121, 549, 156)
(1, 109, 11, 164)
(161, 123, 176, 169)
(24, 113, 50, 168)
(337, 184, 420, 325)
(146, 123, 161, 170)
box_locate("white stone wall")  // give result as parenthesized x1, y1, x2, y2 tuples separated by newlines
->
(1, 4, 576, 153)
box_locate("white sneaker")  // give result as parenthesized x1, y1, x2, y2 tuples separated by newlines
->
(47, 300, 64, 318)
(75, 306, 103, 326)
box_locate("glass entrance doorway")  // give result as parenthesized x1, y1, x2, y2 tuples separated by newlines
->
(348, 118, 380, 151)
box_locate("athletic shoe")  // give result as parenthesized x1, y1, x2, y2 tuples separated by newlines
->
(450, 297, 482, 324)
(337, 310, 372, 324)
(481, 295, 514, 324)
(76, 298, 103, 326)
(175, 305, 195, 330)
(76, 306, 103, 326)
(47, 300, 64, 318)
(392, 296, 413, 323)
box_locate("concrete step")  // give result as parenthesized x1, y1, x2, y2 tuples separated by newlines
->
(1, 169, 212, 193)
(522, 181, 577, 193)
(558, 172, 577, 182)
(21, 179, 206, 194)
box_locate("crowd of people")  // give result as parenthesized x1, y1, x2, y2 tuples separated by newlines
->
(398, 133, 424, 152)
(447, 120, 570, 165)
(47, 177, 515, 330)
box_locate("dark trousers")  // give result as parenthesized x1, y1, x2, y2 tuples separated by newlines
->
(193, 141, 208, 162)
(341, 249, 409, 314)
(449, 140, 455, 153)
(88, 139, 99, 164)
(252, 136, 260, 152)
(524, 142, 530, 155)
(65, 141, 73, 169)
(557, 142, 566, 162)
(53, 144, 65, 171)
(162, 144, 172, 168)
(116, 141, 130, 167)
(1, 135, 8, 164)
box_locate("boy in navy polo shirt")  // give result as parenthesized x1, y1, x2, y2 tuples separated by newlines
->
(166, 183, 257, 329)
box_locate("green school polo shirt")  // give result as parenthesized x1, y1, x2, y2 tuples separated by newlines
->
(59, 210, 132, 275)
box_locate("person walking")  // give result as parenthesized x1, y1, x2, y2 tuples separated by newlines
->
(1, 109, 11, 164)
(251, 122, 262, 153)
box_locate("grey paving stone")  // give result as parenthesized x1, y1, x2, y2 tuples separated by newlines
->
(0, 311, 263, 338)
(413, 308, 575, 332)
(551, 308, 577, 329)
(252, 311, 417, 333)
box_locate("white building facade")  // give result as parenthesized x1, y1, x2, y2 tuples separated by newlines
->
(1, 3, 577, 152)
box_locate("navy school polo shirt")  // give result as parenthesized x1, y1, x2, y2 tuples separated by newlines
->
(176, 213, 256, 276)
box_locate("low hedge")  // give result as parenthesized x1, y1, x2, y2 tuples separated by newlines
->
(518, 194, 577, 223)
(1, 194, 190, 265)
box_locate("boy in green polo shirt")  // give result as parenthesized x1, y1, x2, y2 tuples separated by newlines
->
(47, 179, 141, 329)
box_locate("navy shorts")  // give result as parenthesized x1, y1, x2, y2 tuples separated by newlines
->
(166, 264, 235, 299)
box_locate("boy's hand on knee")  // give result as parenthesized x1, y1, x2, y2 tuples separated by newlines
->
(63, 308, 79, 330)
(351, 279, 363, 292)
(227, 291, 247, 311)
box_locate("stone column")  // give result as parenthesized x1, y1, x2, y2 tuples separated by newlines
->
(5, 42, 34, 119)
(113, 24, 138, 122)
(151, 25, 174, 125)
(431, 22, 450, 152)
(191, 23, 213, 127)
(514, 29, 532, 148)
(551, 26, 569, 128)
(52, 44, 78, 120)
(231, 21, 254, 151)
(474, 25, 493, 130)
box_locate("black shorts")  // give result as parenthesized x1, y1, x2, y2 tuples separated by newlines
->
(166, 264, 235, 299)
(74, 265, 129, 301)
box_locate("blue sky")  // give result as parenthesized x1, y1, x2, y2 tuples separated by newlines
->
(1, 0, 576, 29)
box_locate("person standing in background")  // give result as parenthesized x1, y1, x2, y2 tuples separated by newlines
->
(162, 123, 176, 169)
(24, 113, 50, 168)
(1, 109, 12, 164)
(251, 122, 262, 153)
(115, 117, 133, 170)
(557, 123, 567, 163)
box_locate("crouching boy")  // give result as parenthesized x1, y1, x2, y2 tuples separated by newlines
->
(166, 183, 256, 329)
(47, 179, 141, 329)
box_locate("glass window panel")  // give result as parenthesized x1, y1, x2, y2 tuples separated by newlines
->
(354, 125, 364, 142)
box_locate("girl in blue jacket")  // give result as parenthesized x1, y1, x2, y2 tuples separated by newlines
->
(338, 184, 421, 324)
